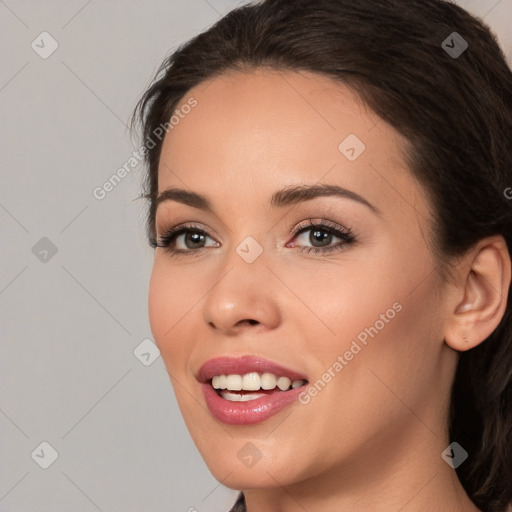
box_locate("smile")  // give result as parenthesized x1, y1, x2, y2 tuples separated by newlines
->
(197, 356, 309, 425)
(212, 372, 307, 400)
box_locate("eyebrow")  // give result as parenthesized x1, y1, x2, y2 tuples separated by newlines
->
(155, 184, 380, 214)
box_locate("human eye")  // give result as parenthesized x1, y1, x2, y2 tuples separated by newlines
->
(287, 218, 356, 255)
(153, 223, 220, 256)
(152, 219, 356, 257)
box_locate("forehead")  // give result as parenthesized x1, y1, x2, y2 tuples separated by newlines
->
(157, 68, 428, 223)
(165, 68, 385, 168)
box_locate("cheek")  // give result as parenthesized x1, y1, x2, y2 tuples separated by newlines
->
(148, 260, 195, 370)
(288, 244, 440, 381)
(307, 254, 444, 422)
(282, 256, 406, 359)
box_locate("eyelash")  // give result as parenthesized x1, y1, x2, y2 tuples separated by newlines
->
(153, 219, 356, 257)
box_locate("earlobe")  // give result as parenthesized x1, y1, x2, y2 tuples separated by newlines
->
(444, 236, 511, 352)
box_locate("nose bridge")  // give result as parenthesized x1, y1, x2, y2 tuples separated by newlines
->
(201, 234, 281, 333)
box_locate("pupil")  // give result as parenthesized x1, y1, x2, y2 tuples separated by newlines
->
(311, 229, 331, 247)
(187, 232, 204, 248)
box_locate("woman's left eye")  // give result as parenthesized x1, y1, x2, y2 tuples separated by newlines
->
(155, 219, 356, 256)
(287, 219, 356, 254)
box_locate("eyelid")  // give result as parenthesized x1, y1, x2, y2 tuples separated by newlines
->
(155, 221, 218, 242)
(290, 218, 348, 235)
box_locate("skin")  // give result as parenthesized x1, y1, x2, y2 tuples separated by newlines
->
(148, 68, 510, 511)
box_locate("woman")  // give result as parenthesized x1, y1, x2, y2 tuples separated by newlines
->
(131, 0, 512, 510)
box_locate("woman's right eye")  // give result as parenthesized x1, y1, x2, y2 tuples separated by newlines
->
(155, 224, 219, 255)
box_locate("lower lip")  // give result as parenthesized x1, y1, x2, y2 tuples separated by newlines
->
(201, 383, 306, 425)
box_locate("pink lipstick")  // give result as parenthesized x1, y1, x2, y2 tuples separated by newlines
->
(197, 355, 308, 425)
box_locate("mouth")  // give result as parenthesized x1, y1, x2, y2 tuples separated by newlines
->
(210, 372, 307, 401)
(197, 356, 309, 425)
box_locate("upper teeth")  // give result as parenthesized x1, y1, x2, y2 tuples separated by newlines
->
(211, 372, 306, 391)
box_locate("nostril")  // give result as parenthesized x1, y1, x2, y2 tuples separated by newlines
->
(236, 319, 259, 327)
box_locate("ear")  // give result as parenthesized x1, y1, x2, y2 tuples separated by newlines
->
(444, 235, 511, 352)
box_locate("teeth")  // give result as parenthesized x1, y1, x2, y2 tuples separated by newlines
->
(291, 379, 303, 389)
(210, 372, 306, 392)
(226, 374, 242, 391)
(260, 372, 277, 390)
(242, 372, 261, 391)
(221, 391, 267, 402)
(212, 375, 227, 389)
(277, 376, 292, 391)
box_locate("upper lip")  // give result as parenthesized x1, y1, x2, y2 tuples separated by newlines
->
(197, 355, 308, 383)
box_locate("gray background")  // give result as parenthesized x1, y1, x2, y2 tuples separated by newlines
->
(1, 1, 511, 511)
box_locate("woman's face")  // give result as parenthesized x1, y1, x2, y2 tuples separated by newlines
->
(149, 69, 455, 490)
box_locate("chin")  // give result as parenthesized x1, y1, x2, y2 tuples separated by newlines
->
(207, 459, 292, 490)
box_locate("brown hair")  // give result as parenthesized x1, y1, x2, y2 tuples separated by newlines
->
(131, 1, 512, 510)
